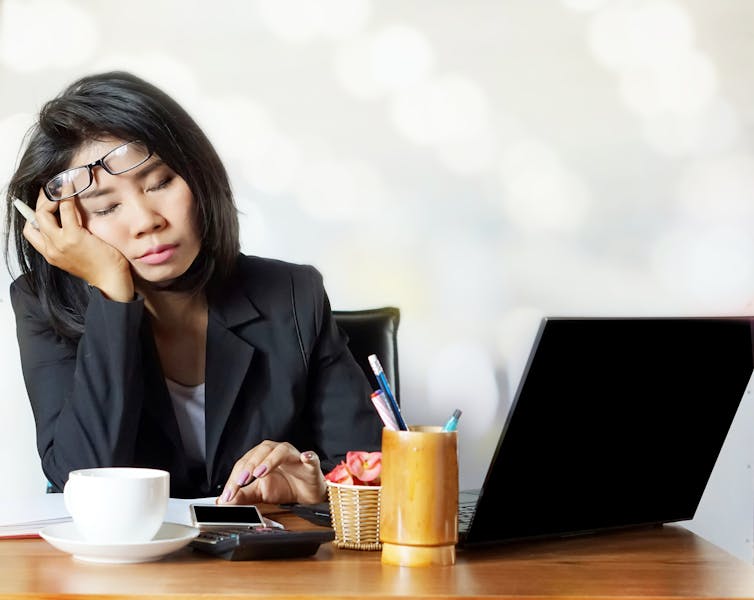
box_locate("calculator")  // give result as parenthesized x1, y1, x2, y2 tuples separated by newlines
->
(190, 526, 335, 560)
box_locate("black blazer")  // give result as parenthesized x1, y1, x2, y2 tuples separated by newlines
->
(11, 255, 382, 497)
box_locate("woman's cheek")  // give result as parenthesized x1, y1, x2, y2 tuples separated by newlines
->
(85, 221, 123, 251)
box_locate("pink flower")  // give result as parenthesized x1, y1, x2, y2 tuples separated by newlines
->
(346, 451, 382, 484)
(324, 461, 354, 485)
(325, 451, 382, 486)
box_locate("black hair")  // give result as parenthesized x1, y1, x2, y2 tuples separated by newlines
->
(3, 71, 240, 340)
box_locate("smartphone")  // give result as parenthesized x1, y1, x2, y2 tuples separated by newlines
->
(190, 504, 264, 529)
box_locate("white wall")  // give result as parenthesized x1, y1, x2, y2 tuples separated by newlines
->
(1, 0, 753, 561)
(0, 286, 45, 496)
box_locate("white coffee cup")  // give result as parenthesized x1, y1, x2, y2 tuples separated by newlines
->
(64, 467, 169, 544)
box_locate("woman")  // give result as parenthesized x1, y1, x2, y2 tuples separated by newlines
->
(4, 71, 381, 502)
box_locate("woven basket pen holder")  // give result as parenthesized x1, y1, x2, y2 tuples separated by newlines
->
(326, 481, 382, 551)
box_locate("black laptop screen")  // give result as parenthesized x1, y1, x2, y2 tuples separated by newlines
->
(469, 317, 754, 545)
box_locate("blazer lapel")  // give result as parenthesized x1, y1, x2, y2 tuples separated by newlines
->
(204, 280, 261, 482)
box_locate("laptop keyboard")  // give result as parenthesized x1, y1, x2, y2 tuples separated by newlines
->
(458, 500, 476, 533)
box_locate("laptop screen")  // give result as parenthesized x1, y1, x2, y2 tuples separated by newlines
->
(466, 317, 754, 545)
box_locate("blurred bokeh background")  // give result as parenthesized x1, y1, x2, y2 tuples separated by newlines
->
(1, 0, 753, 560)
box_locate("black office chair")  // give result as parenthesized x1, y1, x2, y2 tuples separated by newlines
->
(333, 307, 400, 405)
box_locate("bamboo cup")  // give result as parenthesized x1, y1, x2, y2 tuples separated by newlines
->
(379, 426, 458, 566)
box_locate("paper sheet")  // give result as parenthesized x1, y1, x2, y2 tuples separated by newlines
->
(0, 494, 70, 538)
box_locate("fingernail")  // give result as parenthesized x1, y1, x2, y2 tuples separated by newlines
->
(253, 464, 268, 478)
(219, 489, 231, 503)
(302, 451, 314, 461)
(237, 469, 251, 486)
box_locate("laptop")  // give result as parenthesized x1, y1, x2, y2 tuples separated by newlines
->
(458, 316, 754, 547)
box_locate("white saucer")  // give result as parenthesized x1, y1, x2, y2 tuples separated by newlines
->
(40, 522, 199, 564)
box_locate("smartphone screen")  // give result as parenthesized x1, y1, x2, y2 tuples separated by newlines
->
(191, 504, 264, 527)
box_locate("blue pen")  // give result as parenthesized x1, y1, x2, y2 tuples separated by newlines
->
(442, 409, 462, 432)
(367, 354, 408, 430)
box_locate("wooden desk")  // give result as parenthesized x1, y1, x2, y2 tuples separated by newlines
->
(2, 507, 754, 599)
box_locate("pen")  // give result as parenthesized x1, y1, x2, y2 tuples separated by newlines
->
(12, 198, 39, 230)
(370, 390, 399, 431)
(442, 409, 462, 432)
(367, 354, 408, 430)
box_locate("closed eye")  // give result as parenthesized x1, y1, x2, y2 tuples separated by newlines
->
(147, 176, 173, 192)
(92, 204, 119, 216)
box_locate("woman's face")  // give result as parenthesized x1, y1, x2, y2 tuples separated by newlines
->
(66, 138, 201, 285)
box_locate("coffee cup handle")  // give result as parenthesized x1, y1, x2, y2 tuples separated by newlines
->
(63, 478, 78, 518)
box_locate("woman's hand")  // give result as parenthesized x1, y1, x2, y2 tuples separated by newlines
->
(217, 441, 327, 506)
(22, 189, 134, 302)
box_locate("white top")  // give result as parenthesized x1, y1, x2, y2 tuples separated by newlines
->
(165, 378, 206, 464)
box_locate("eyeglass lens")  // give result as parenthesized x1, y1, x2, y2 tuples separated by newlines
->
(45, 141, 151, 201)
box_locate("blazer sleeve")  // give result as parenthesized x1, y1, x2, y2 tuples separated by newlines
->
(10, 278, 147, 490)
(291, 266, 383, 472)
